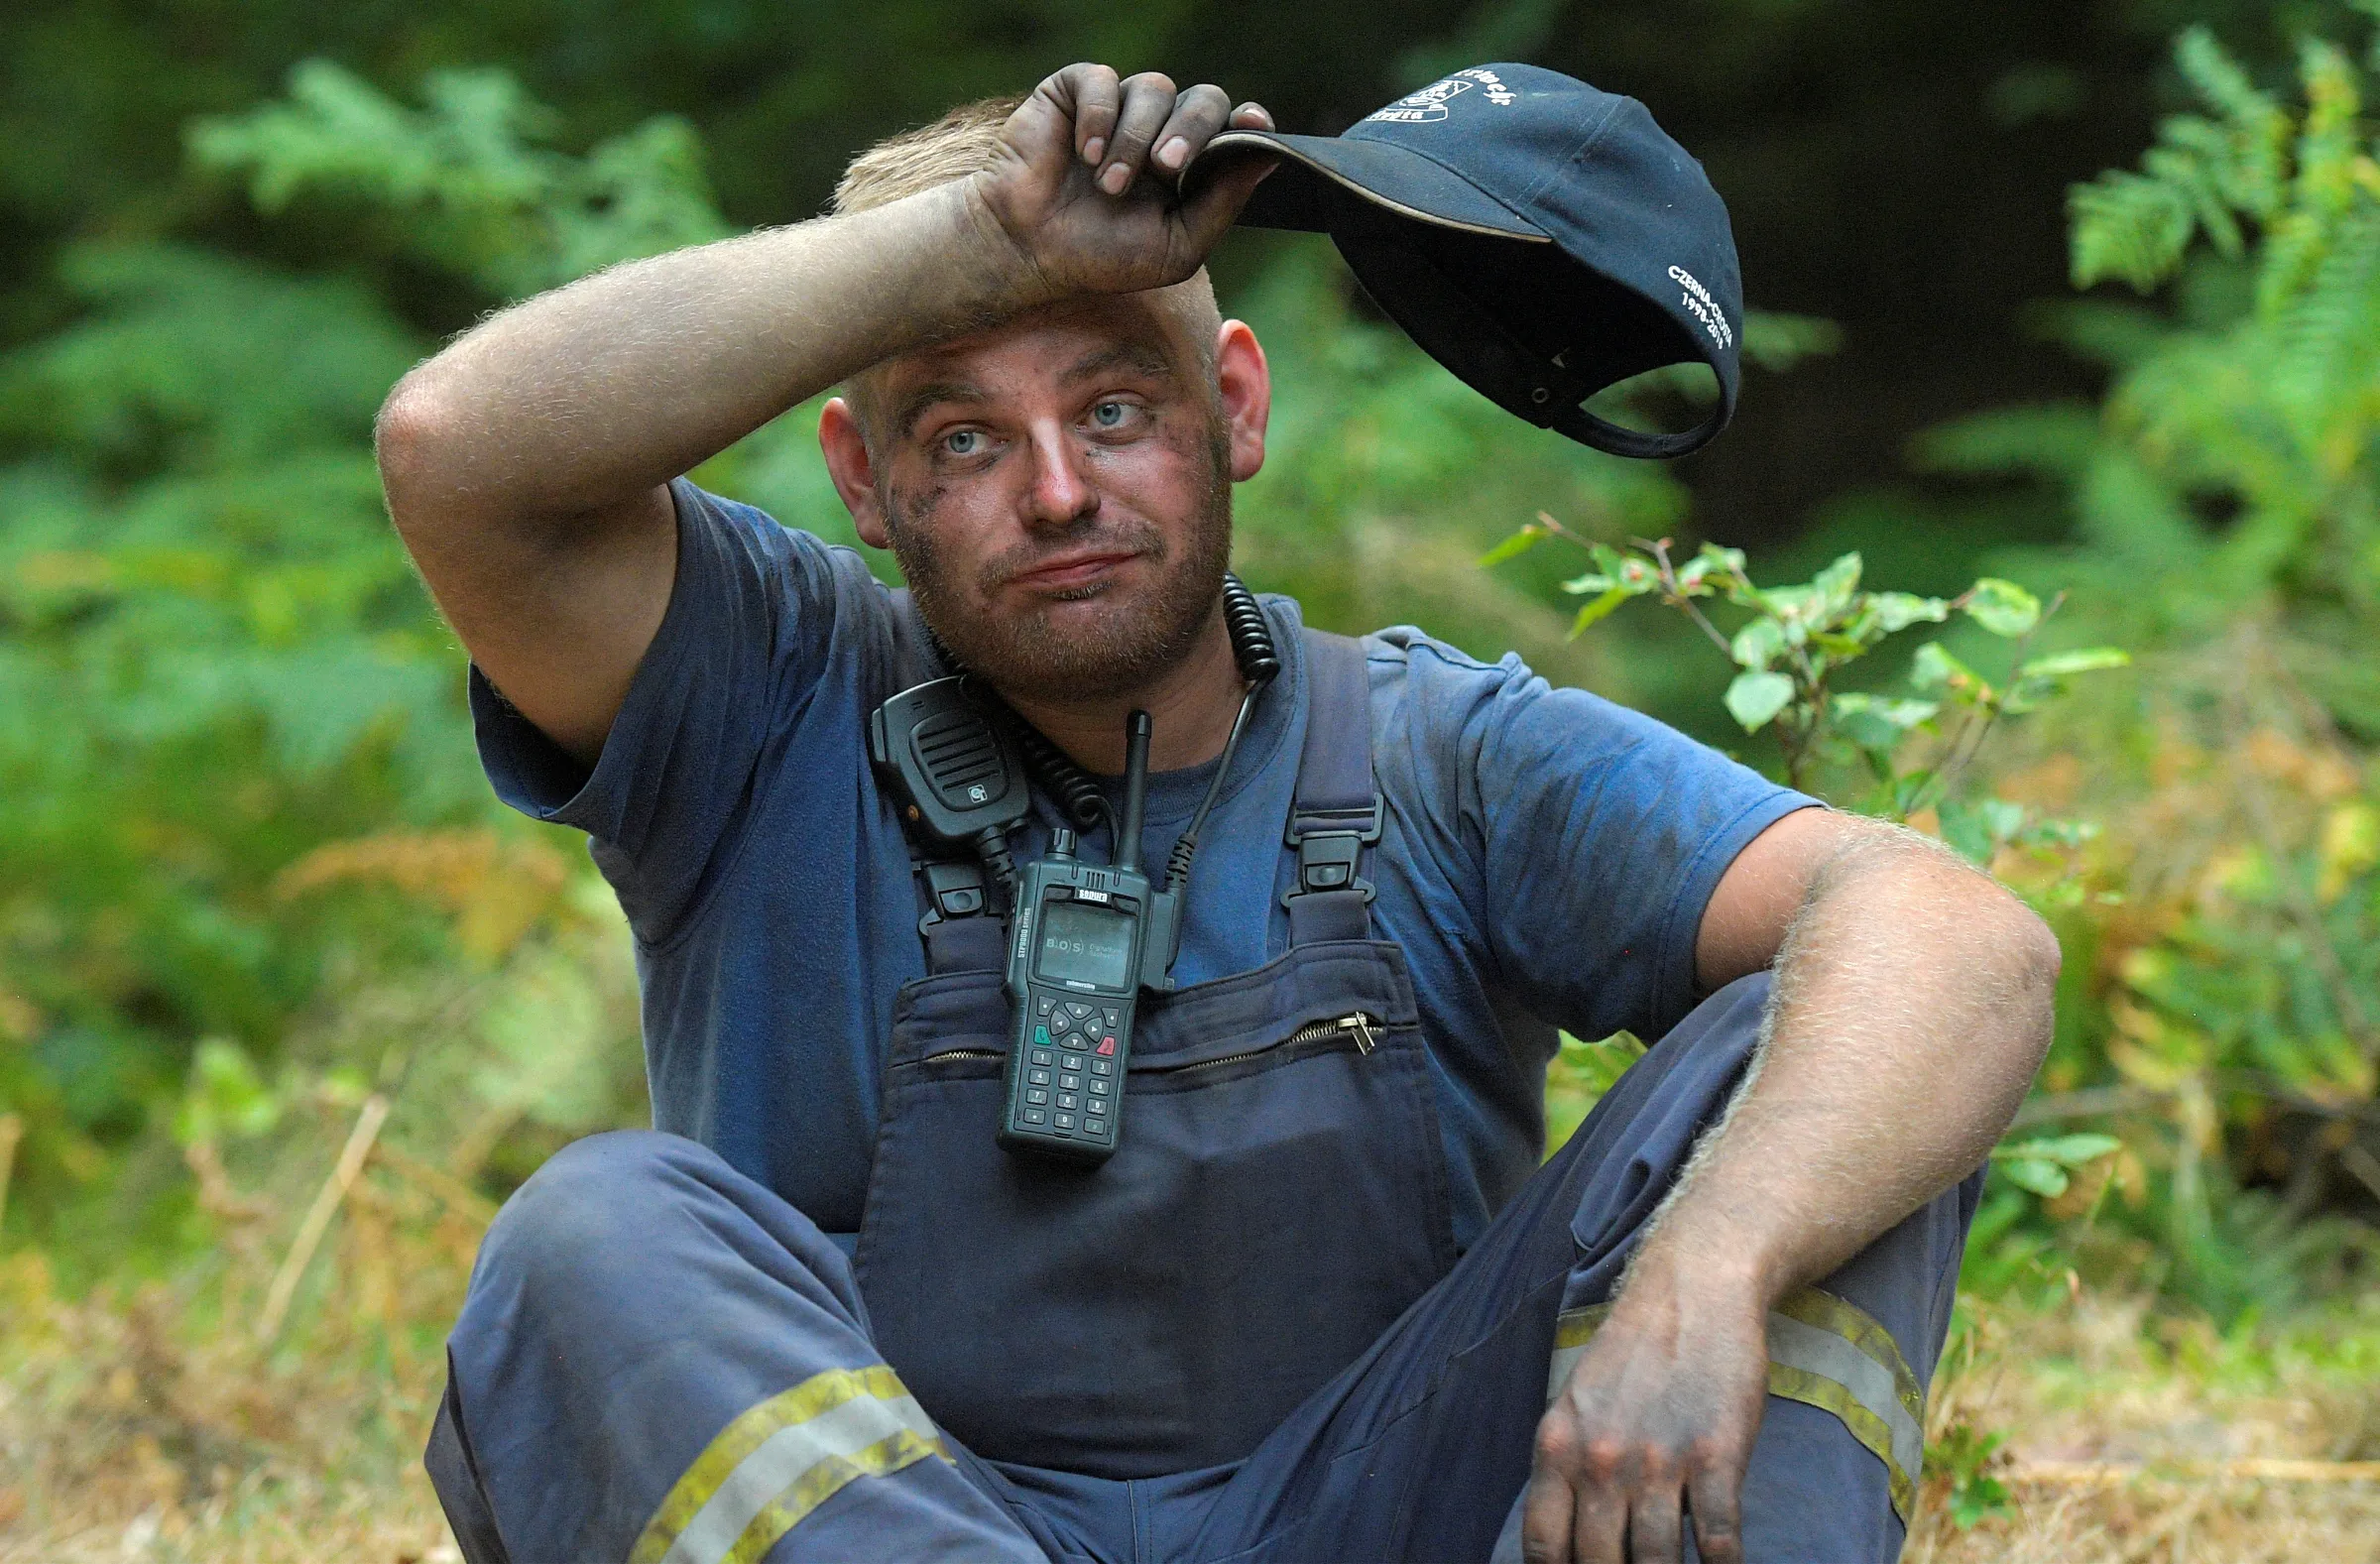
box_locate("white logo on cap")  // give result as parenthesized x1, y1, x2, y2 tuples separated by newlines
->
(1366, 67, 1517, 125)
(1669, 266, 1733, 349)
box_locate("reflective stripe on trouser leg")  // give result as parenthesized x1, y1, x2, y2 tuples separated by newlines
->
(631, 1364, 953, 1564)
(1544, 1287, 1926, 1522)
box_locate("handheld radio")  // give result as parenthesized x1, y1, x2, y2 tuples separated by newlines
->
(871, 575, 1282, 1163)
(996, 713, 1174, 1161)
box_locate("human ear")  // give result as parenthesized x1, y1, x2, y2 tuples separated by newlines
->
(819, 397, 892, 548)
(1214, 320, 1270, 483)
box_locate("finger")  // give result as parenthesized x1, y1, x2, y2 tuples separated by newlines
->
(1148, 82, 1232, 181)
(1517, 1467, 1574, 1564)
(1231, 99, 1275, 132)
(1572, 1473, 1628, 1564)
(1045, 62, 1122, 167)
(1685, 1463, 1745, 1564)
(1625, 1479, 1683, 1564)
(1099, 70, 1178, 195)
(1173, 148, 1276, 254)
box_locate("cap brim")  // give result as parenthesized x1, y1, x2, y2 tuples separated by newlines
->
(1191, 129, 1551, 243)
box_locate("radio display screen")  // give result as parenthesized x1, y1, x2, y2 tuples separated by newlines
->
(1034, 900, 1133, 989)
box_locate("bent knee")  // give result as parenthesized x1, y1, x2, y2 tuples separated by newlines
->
(469, 1132, 721, 1304)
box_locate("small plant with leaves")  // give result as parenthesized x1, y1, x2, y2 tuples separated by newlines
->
(1925, 1418, 2016, 1529)
(1990, 1132, 2123, 1201)
(1482, 515, 2128, 864)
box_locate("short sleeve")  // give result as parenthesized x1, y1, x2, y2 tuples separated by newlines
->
(469, 479, 892, 942)
(1380, 632, 1816, 1042)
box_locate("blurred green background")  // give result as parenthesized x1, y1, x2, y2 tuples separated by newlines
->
(6, 0, 2380, 1551)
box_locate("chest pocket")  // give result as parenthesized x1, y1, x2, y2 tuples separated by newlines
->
(855, 938, 1453, 1477)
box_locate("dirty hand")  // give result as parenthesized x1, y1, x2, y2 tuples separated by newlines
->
(970, 62, 1277, 302)
(1521, 1276, 1771, 1564)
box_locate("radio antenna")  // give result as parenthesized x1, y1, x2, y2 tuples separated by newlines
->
(1115, 710, 1152, 873)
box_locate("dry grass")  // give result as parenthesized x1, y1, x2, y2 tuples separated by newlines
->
(3, 1137, 2376, 1562)
(0, 1113, 480, 1564)
(1908, 1291, 2380, 1563)
(0, 1258, 461, 1563)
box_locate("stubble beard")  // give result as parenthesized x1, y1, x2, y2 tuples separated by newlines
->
(886, 439, 1234, 704)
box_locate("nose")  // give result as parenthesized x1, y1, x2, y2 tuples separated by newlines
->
(1019, 419, 1098, 531)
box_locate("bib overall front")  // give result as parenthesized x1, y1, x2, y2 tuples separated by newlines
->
(426, 583, 1966, 1564)
(850, 627, 1460, 1479)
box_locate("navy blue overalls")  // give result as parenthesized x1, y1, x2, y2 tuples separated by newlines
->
(426, 627, 1982, 1564)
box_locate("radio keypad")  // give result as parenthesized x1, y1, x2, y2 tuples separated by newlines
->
(1012, 985, 1124, 1147)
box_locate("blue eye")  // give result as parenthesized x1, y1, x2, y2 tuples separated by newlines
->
(943, 428, 983, 456)
(1091, 401, 1130, 429)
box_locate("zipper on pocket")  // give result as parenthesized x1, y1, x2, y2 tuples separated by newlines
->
(1284, 1012, 1379, 1055)
(1165, 1013, 1380, 1076)
(924, 1047, 1004, 1064)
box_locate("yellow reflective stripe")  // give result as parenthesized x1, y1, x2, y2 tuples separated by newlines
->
(716, 1426, 947, 1564)
(1771, 1286, 1924, 1426)
(631, 1367, 949, 1564)
(1544, 1287, 1923, 1524)
(1768, 1360, 1918, 1521)
(1552, 1302, 1614, 1353)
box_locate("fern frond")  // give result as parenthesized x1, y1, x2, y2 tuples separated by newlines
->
(2072, 170, 2198, 292)
(2071, 29, 2300, 292)
(2178, 26, 2292, 217)
(2258, 43, 2368, 316)
(2269, 204, 2380, 473)
(2147, 124, 2248, 258)
(189, 60, 726, 301)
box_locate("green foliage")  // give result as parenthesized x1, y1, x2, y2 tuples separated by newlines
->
(1926, 1419, 2014, 1529)
(1953, 16, 2380, 723)
(1482, 523, 2127, 842)
(189, 60, 731, 300)
(0, 64, 712, 1263)
(172, 1038, 283, 1148)
(1991, 1133, 2122, 1199)
(2068, 28, 2293, 293)
(1542, 1030, 1645, 1156)
(1913, 15, 2380, 1321)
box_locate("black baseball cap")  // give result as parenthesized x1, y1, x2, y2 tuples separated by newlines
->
(1187, 63, 1742, 460)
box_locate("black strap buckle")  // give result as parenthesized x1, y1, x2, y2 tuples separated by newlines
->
(916, 859, 989, 936)
(1282, 798, 1382, 907)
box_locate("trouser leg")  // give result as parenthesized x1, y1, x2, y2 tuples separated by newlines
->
(1185, 974, 1980, 1564)
(424, 1130, 1054, 1564)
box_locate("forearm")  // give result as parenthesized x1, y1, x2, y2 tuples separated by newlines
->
(378, 179, 1036, 527)
(1621, 825, 2060, 1316)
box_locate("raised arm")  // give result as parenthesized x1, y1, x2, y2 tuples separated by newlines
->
(373, 66, 1274, 762)
(1521, 807, 2060, 1564)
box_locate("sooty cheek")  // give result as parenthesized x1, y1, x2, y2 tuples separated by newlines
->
(887, 479, 951, 524)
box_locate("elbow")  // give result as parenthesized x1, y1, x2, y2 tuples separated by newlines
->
(2016, 902, 2064, 991)
(1992, 888, 2063, 1071)
(373, 367, 454, 534)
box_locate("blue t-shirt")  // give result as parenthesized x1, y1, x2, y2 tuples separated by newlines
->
(472, 481, 1812, 1250)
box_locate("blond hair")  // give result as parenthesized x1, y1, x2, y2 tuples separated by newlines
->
(831, 94, 1225, 447)
(834, 95, 1023, 214)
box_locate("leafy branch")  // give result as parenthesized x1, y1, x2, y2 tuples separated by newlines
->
(1483, 518, 2130, 861)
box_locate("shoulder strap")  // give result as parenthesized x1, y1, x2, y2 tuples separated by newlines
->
(1283, 627, 1381, 945)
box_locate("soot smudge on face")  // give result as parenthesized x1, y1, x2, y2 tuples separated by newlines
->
(886, 439, 1231, 705)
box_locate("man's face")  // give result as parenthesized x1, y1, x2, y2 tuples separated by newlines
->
(821, 291, 1268, 702)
